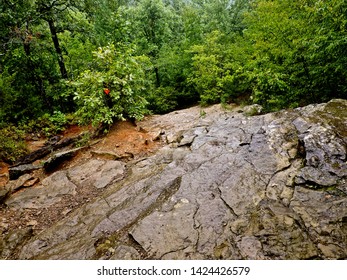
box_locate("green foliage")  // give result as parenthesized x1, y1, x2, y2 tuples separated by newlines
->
(243, 0, 347, 110)
(124, 0, 181, 89)
(21, 111, 70, 137)
(0, 125, 28, 163)
(129, 0, 177, 56)
(1, 0, 346, 124)
(86, 1, 133, 46)
(146, 86, 179, 114)
(71, 44, 150, 126)
(0, 69, 16, 122)
(200, 0, 250, 35)
(189, 31, 249, 105)
(59, 13, 95, 78)
(249, 69, 293, 111)
(74, 132, 92, 148)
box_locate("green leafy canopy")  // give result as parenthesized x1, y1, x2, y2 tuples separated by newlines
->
(70, 43, 150, 126)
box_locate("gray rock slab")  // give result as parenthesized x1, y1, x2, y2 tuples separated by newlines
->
(5, 100, 347, 260)
(8, 164, 41, 180)
(5, 171, 77, 209)
(68, 159, 125, 189)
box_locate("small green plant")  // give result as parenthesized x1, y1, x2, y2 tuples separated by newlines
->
(199, 109, 207, 118)
(21, 111, 69, 137)
(0, 125, 28, 163)
(74, 132, 91, 148)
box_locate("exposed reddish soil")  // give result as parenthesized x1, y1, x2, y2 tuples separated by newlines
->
(93, 121, 160, 157)
(0, 162, 9, 188)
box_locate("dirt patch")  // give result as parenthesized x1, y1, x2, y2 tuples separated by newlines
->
(92, 121, 161, 158)
(0, 162, 9, 188)
(62, 124, 90, 138)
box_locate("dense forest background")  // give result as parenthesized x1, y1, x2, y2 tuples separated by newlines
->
(0, 0, 346, 161)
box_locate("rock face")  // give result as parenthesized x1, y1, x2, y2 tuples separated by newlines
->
(1, 99, 347, 260)
(5, 160, 125, 210)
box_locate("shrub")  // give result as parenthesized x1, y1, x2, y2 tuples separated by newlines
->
(70, 44, 150, 126)
(0, 125, 28, 163)
(20, 111, 70, 137)
(189, 31, 249, 106)
(146, 86, 178, 114)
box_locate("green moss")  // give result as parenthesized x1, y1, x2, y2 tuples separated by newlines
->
(324, 99, 347, 119)
(307, 100, 347, 137)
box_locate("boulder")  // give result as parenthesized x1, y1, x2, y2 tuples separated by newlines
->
(0, 185, 11, 203)
(242, 104, 263, 116)
(5, 159, 125, 210)
(43, 147, 84, 172)
(5, 171, 77, 209)
(8, 164, 41, 180)
(5, 174, 38, 193)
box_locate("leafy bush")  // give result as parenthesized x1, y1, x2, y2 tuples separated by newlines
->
(249, 69, 293, 111)
(0, 125, 28, 163)
(0, 68, 44, 123)
(146, 86, 178, 114)
(189, 31, 249, 106)
(70, 44, 150, 126)
(20, 111, 70, 137)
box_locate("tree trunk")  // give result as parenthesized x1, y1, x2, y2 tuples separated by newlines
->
(154, 66, 160, 87)
(47, 18, 68, 79)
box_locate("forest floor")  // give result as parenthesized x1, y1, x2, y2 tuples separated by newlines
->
(0, 116, 165, 234)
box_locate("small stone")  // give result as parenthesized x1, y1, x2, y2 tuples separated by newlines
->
(62, 209, 72, 216)
(284, 216, 294, 226)
(243, 104, 263, 116)
(26, 220, 38, 226)
(150, 130, 162, 141)
(91, 150, 121, 160)
(23, 177, 39, 187)
(0, 222, 9, 231)
(136, 126, 147, 133)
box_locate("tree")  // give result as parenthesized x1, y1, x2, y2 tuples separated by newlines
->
(0, 0, 96, 122)
(36, 0, 83, 79)
(189, 30, 250, 105)
(71, 44, 150, 126)
(0, 0, 56, 121)
(186, 0, 252, 105)
(126, 0, 178, 87)
(200, 0, 250, 36)
(243, 0, 347, 110)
